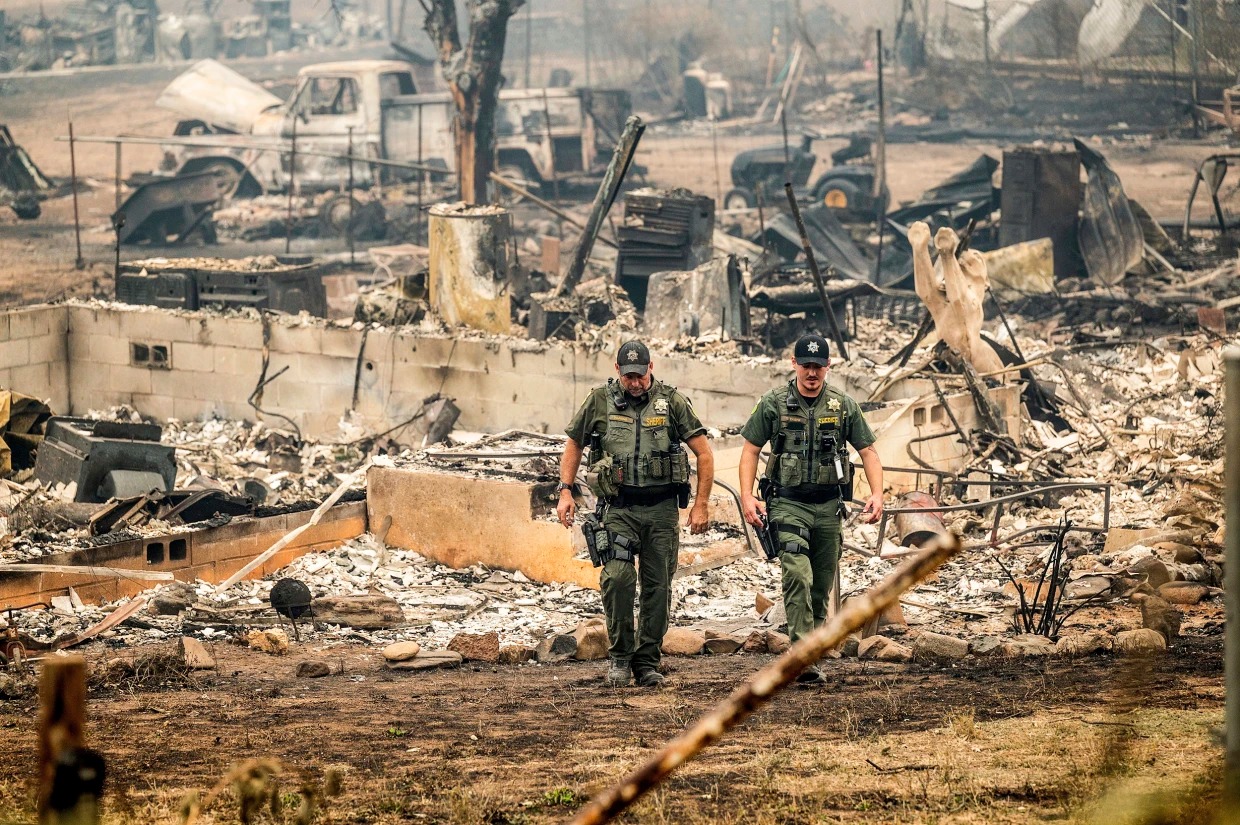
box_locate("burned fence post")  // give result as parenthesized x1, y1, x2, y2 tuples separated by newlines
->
(285, 115, 298, 255)
(782, 182, 849, 361)
(68, 121, 85, 271)
(347, 126, 355, 266)
(1225, 347, 1240, 805)
(39, 655, 104, 825)
(553, 114, 644, 298)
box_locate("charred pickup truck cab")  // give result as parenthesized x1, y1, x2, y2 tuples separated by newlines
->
(157, 59, 631, 197)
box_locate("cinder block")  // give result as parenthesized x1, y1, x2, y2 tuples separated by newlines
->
(295, 353, 356, 386)
(172, 341, 215, 373)
(205, 316, 263, 350)
(86, 333, 132, 366)
(274, 376, 319, 411)
(67, 305, 120, 338)
(48, 360, 69, 412)
(398, 335, 456, 367)
(10, 362, 50, 398)
(120, 310, 195, 343)
(321, 326, 366, 358)
(107, 365, 154, 396)
(388, 362, 446, 395)
(8, 308, 51, 340)
(47, 306, 69, 338)
(318, 383, 356, 418)
(0, 369, 10, 390)
(213, 346, 262, 376)
(71, 363, 116, 395)
(27, 333, 65, 366)
(131, 393, 176, 423)
(0, 314, 9, 343)
(269, 322, 323, 355)
(173, 398, 220, 423)
(0, 338, 30, 369)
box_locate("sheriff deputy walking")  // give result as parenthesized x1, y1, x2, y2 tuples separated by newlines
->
(556, 340, 715, 688)
(739, 333, 884, 683)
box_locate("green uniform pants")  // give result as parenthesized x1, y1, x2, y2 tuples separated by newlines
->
(600, 498, 679, 672)
(769, 497, 843, 644)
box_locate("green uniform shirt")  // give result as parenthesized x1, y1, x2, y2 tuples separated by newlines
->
(741, 382, 876, 453)
(566, 379, 706, 448)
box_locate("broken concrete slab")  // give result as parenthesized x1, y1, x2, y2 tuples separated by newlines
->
(177, 636, 216, 669)
(387, 650, 463, 670)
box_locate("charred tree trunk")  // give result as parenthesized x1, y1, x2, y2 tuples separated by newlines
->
(422, 0, 524, 204)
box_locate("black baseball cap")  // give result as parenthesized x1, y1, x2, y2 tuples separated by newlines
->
(616, 340, 651, 375)
(793, 334, 830, 366)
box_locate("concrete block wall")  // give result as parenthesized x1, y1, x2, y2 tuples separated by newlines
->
(60, 304, 791, 439)
(0, 305, 70, 413)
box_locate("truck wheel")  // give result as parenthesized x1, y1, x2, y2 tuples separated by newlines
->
(495, 164, 532, 205)
(816, 179, 864, 220)
(723, 187, 755, 211)
(194, 160, 243, 201)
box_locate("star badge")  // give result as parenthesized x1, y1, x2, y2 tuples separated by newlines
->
(827, 398, 841, 411)
(807, 341, 820, 353)
(627, 350, 639, 362)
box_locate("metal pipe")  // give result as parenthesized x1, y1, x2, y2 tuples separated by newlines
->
(1225, 347, 1240, 803)
(783, 182, 849, 360)
(68, 121, 84, 270)
(710, 478, 759, 559)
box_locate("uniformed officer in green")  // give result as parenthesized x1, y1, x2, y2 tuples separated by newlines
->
(557, 340, 715, 688)
(739, 333, 884, 683)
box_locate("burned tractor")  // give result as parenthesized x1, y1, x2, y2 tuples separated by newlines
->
(724, 134, 889, 223)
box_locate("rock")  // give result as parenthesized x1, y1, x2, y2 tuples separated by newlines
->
(1127, 557, 1171, 589)
(755, 592, 774, 616)
(152, 583, 196, 616)
(1157, 582, 1211, 605)
(742, 630, 768, 653)
(535, 633, 578, 662)
(840, 634, 860, 658)
(1000, 634, 1055, 657)
(296, 660, 332, 678)
(764, 599, 787, 629)
(1156, 542, 1204, 564)
(448, 631, 501, 663)
(912, 632, 970, 662)
(1055, 632, 1113, 656)
(703, 633, 743, 655)
(1139, 596, 1182, 641)
(1115, 628, 1167, 656)
(661, 627, 705, 656)
(765, 631, 790, 654)
(1063, 575, 1112, 600)
(177, 636, 216, 670)
(498, 645, 535, 664)
(387, 650, 464, 670)
(246, 628, 289, 655)
(970, 636, 1003, 656)
(312, 595, 404, 629)
(857, 636, 912, 662)
(572, 618, 610, 661)
(382, 641, 422, 663)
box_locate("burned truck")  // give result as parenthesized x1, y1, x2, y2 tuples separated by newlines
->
(156, 59, 631, 198)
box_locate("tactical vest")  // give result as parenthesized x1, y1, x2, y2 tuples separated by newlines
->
(763, 381, 853, 492)
(587, 378, 690, 498)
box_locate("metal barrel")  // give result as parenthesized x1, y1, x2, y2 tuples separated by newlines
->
(893, 490, 947, 548)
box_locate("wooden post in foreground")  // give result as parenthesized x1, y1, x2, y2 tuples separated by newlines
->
(39, 655, 104, 825)
(568, 533, 963, 825)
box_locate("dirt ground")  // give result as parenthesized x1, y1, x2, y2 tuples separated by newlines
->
(0, 637, 1224, 825)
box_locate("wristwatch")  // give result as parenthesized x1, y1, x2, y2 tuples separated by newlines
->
(556, 482, 574, 493)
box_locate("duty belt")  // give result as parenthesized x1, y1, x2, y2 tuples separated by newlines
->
(775, 485, 841, 505)
(613, 486, 678, 508)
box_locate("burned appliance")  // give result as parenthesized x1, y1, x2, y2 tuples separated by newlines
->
(32, 417, 177, 504)
(615, 189, 715, 311)
(116, 257, 329, 316)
